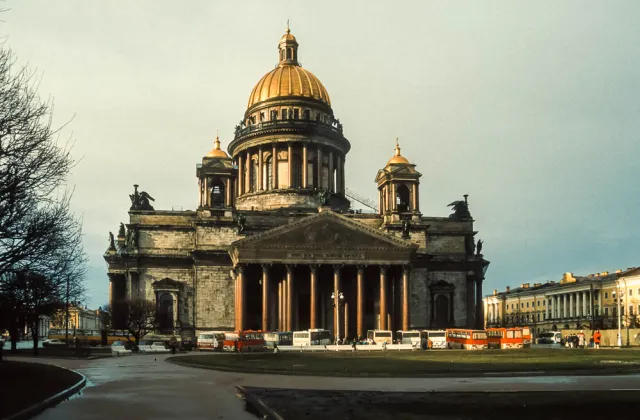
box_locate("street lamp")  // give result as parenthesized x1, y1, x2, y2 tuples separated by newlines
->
(613, 285, 624, 347)
(331, 291, 345, 343)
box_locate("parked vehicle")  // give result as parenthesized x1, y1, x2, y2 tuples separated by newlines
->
(486, 328, 524, 349)
(292, 329, 331, 346)
(421, 330, 447, 349)
(42, 339, 67, 348)
(446, 329, 488, 350)
(111, 340, 132, 356)
(537, 331, 562, 344)
(396, 330, 422, 346)
(264, 331, 293, 349)
(196, 331, 225, 351)
(366, 330, 392, 344)
(521, 326, 532, 348)
(222, 331, 265, 352)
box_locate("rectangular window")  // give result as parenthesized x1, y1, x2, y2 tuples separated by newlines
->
(537, 314, 540, 321)
(605, 307, 609, 316)
(629, 305, 634, 315)
(293, 108, 299, 119)
(521, 303, 524, 309)
(605, 292, 608, 299)
(543, 300, 546, 306)
(281, 109, 287, 119)
(630, 289, 633, 297)
(526, 302, 529, 308)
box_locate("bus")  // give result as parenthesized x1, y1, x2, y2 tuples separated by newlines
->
(522, 326, 532, 348)
(263, 331, 293, 349)
(366, 330, 392, 344)
(292, 329, 332, 346)
(196, 331, 226, 351)
(446, 329, 488, 350)
(486, 328, 524, 349)
(396, 330, 422, 346)
(222, 331, 265, 352)
(421, 330, 447, 349)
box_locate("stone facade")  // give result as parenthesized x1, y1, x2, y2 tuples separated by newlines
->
(104, 28, 490, 341)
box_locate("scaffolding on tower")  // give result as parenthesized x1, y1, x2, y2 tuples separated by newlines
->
(345, 187, 378, 213)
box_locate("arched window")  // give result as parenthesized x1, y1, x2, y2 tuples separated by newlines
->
(265, 155, 273, 190)
(250, 157, 259, 192)
(210, 179, 225, 207)
(396, 184, 411, 213)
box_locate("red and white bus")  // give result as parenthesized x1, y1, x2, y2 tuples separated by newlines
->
(222, 330, 265, 352)
(446, 329, 488, 350)
(486, 328, 524, 349)
(521, 326, 532, 348)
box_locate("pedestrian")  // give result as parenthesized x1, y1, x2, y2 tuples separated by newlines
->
(352, 340, 357, 352)
(594, 330, 601, 349)
(578, 331, 585, 349)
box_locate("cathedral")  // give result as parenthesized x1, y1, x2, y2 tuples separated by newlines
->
(104, 27, 490, 341)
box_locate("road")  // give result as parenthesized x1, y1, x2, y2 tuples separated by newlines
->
(5, 353, 640, 420)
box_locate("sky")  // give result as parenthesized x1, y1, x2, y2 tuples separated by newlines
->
(2, 0, 639, 307)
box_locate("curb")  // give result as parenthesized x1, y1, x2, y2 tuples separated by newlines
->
(237, 386, 285, 420)
(4, 367, 87, 420)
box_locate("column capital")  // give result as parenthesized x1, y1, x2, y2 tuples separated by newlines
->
(285, 264, 295, 274)
(357, 265, 365, 274)
(309, 264, 319, 274)
(333, 264, 343, 274)
(235, 264, 246, 274)
(379, 265, 389, 274)
(261, 264, 271, 274)
(402, 265, 411, 275)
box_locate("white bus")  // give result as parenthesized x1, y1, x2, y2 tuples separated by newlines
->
(366, 330, 392, 344)
(396, 330, 422, 346)
(263, 331, 293, 349)
(196, 331, 225, 351)
(421, 330, 447, 349)
(292, 329, 332, 346)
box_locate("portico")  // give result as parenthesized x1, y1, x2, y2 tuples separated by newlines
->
(229, 210, 417, 339)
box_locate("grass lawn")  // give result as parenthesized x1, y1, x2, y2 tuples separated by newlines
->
(0, 361, 83, 417)
(170, 348, 640, 377)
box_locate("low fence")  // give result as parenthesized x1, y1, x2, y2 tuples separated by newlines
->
(276, 343, 417, 352)
(559, 328, 640, 347)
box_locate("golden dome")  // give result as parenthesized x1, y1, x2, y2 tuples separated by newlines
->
(387, 138, 410, 165)
(247, 28, 331, 109)
(206, 136, 229, 158)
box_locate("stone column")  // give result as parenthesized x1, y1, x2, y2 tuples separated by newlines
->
(310, 265, 318, 329)
(546, 297, 550, 320)
(328, 150, 334, 192)
(278, 280, 283, 331)
(108, 275, 113, 308)
(583, 290, 588, 316)
(236, 265, 245, 331)
(411, 185, 418, 212)
(333, 265, 342, 340)
(356, 266, 364, 339)
(302, 144, 308, 188)
(344, 300, 349, 340)
(475, 278, 484, 329)
(288, 143, 294, 188)
(197, 179, 203, 207)
(203, 177, 209, 207)
(286, 265, 294, 331)
(569, 293, 574, 318)
(272, 143, 278, 190)
(225, 178, 231, 207)
(562, 294, 567, 318)
(341, 158, 346, 195)
(402, 265, 410, 331)
(336, 155, 343, 194)
(246, 151, 252, 192)
(391, 184, 396, 211)
(317, 146, 323, 189)
(258, 147, 263, 190)
(261, 264, 270, 332)
(597, 289, 601, 316)
(379, 266, 388, 330)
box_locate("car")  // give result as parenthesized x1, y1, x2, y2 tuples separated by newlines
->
(42, 339, 67, 348)
(150, 342, 170, 353)
(111, 340, 132, 356)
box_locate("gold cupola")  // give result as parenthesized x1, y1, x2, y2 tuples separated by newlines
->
(205, 136, 229, 159)
(246, 26, 331, 110)
(387, 138, 410, 165)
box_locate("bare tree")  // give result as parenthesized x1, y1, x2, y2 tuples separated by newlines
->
(117, 298, 157, 346)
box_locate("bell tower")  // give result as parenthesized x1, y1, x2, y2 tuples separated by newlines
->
(375, 138, 422, 223)
(196, 136, 237, 209)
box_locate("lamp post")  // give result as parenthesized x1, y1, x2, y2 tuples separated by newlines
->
(613, 284, 624, 347)
(331, 291, 344, 343)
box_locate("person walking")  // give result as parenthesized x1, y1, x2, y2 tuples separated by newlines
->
(594, 330, 601, 349)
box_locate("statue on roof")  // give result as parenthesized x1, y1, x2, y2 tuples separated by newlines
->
(316, 188, 331, 207)
(108, 232, 116, 251)
(129, 184, 155, 211)
(237, 214, 246, 234)
(476, 239, 484, 256)
(447, 194, 471, 220)
(402, 217, 411, 239)
(118, 223, 126, 238)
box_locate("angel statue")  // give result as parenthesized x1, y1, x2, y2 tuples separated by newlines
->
(447, 195, 471, 220)
(476, 239, 484, 256)
(129, 184, 155, 211)
(401, 218, 411, 239)
(316, 189, 331, 207)
(118, 222, 126, 238)
(237, 214, 246, 234)
(108, 232, 116, 250)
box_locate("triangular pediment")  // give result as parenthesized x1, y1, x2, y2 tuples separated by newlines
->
(232, 211, 416, 251)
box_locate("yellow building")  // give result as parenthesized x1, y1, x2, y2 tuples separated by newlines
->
(484, 267, 640, 336)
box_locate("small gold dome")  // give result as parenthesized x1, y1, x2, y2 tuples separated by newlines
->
(387, 138, 410, 165)
(247, 28, 331, 110)
(206, 136, 229, 158)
